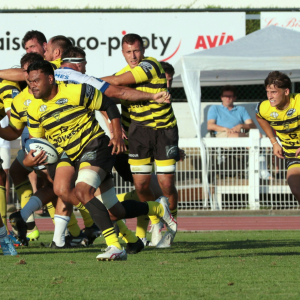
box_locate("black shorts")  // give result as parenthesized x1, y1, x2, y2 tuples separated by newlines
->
(128, 123, 180, 166)
(113, 152, 133, 183)
(285, 156, 300, 170)
(47, 135, 115, 180)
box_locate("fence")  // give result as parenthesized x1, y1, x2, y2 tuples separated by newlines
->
(8, 130, 296, 212)
(111, 130, 296, 212)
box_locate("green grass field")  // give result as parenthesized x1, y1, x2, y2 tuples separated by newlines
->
(1, 231, 300, 300)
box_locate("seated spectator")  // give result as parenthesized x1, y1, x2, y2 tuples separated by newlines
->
(207, 85, 256, 137)
(207, 85, 271, 180)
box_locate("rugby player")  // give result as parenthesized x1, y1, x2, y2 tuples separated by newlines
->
(57, 46, 178, 248)
(12, 61, 176, 260)
(0, 33, 88, 243)
(112, 60, 181, 247)
(0, 77, 20, 235)
(1, 53, 95, 247)
(256, 71, 300, 201)
(101, 34, 179, 247)
(54, 46, 174, 252)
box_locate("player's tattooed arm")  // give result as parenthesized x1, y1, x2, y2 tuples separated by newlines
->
(104, 85, 170, 103)
(0, 68, 24, 82)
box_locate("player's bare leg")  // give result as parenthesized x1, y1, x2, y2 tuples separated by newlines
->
(132, 174, 155, 202)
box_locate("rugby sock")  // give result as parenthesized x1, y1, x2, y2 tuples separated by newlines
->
(53, 215, 70, 247)
(48, 202, 81, 237)
(136, 216, 150, 238)
(20, 195, 43, 222)
(16, 180, 33, 208)
(85, 197, 121, 250)
(67, 213, 81, 237)
(47, 203, 56, 222)
(0, 225, 7, 242)
(117, 220, 138, 243)
(170, 208, 178, 220)
(75, 202, 94, 228)
(149, 215, 160, 225)
(0, 186, 6, 228)
(147, 201, 164, 218)
(16, 180, 36, 229)
(116, 190, 140, 202)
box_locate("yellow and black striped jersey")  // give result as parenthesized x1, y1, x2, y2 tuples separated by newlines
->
(256, 93, 300, 157)
(117, 57, 177, 129)
(0, 79, 20, 120)
(49, 58, 62, 70)
(27, 83, 105, 160)
(10, 87, 34, 130)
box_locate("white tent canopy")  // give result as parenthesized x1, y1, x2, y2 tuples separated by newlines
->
(174, 25, 300, 138)
(173, 26, 300, 203)
(174, 26, 300, 87)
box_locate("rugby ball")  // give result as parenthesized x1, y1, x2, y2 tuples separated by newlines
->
(25, 138, 58, 164)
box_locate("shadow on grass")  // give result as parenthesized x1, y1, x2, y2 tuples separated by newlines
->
(173, 239, 300, 253)
(195, 252, 300, 260)
(16, 244, 154, 255)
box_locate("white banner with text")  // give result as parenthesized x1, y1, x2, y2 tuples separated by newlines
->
(261, 12, 300, 31)
(0, 13, 245, 77)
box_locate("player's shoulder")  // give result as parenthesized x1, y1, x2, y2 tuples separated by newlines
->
(0, 78, 20, 90)
(59, 82, 82, 94)
(13, 87, 31, 103)
(139, 56, 162, 69)
(255, 99, 270, 114)
(49, 58, 62, 70)
(290, 93, 300, 101)
(142, 56, 160, 64)
(59, 82, 89, 102)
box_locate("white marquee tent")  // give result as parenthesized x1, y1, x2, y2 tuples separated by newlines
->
(173, 25, 300, 202)
(174, 25, 300, 138)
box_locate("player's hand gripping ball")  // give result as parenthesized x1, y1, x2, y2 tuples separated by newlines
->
(25, 138, 58, 164)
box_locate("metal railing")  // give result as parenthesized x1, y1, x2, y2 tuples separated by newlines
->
(8, 130, 297, 212)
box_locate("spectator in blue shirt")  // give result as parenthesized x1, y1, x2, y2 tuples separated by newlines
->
(207, 85, 256, 137)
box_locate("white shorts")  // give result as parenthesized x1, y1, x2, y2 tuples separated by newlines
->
(0, 147, 11, 170)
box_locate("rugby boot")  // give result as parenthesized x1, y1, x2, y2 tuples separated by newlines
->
(155, 196, 177, 245)
(83, 223, 101, 245)
(26, 226, 40, 241)
(50, 240, 78, 249)
(96, 246, 127, 261)
(9, 211, 28, 246)
(65, 230, 88, 247)
(126, 237, 144, 254)
(1, 236, 18, 256)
